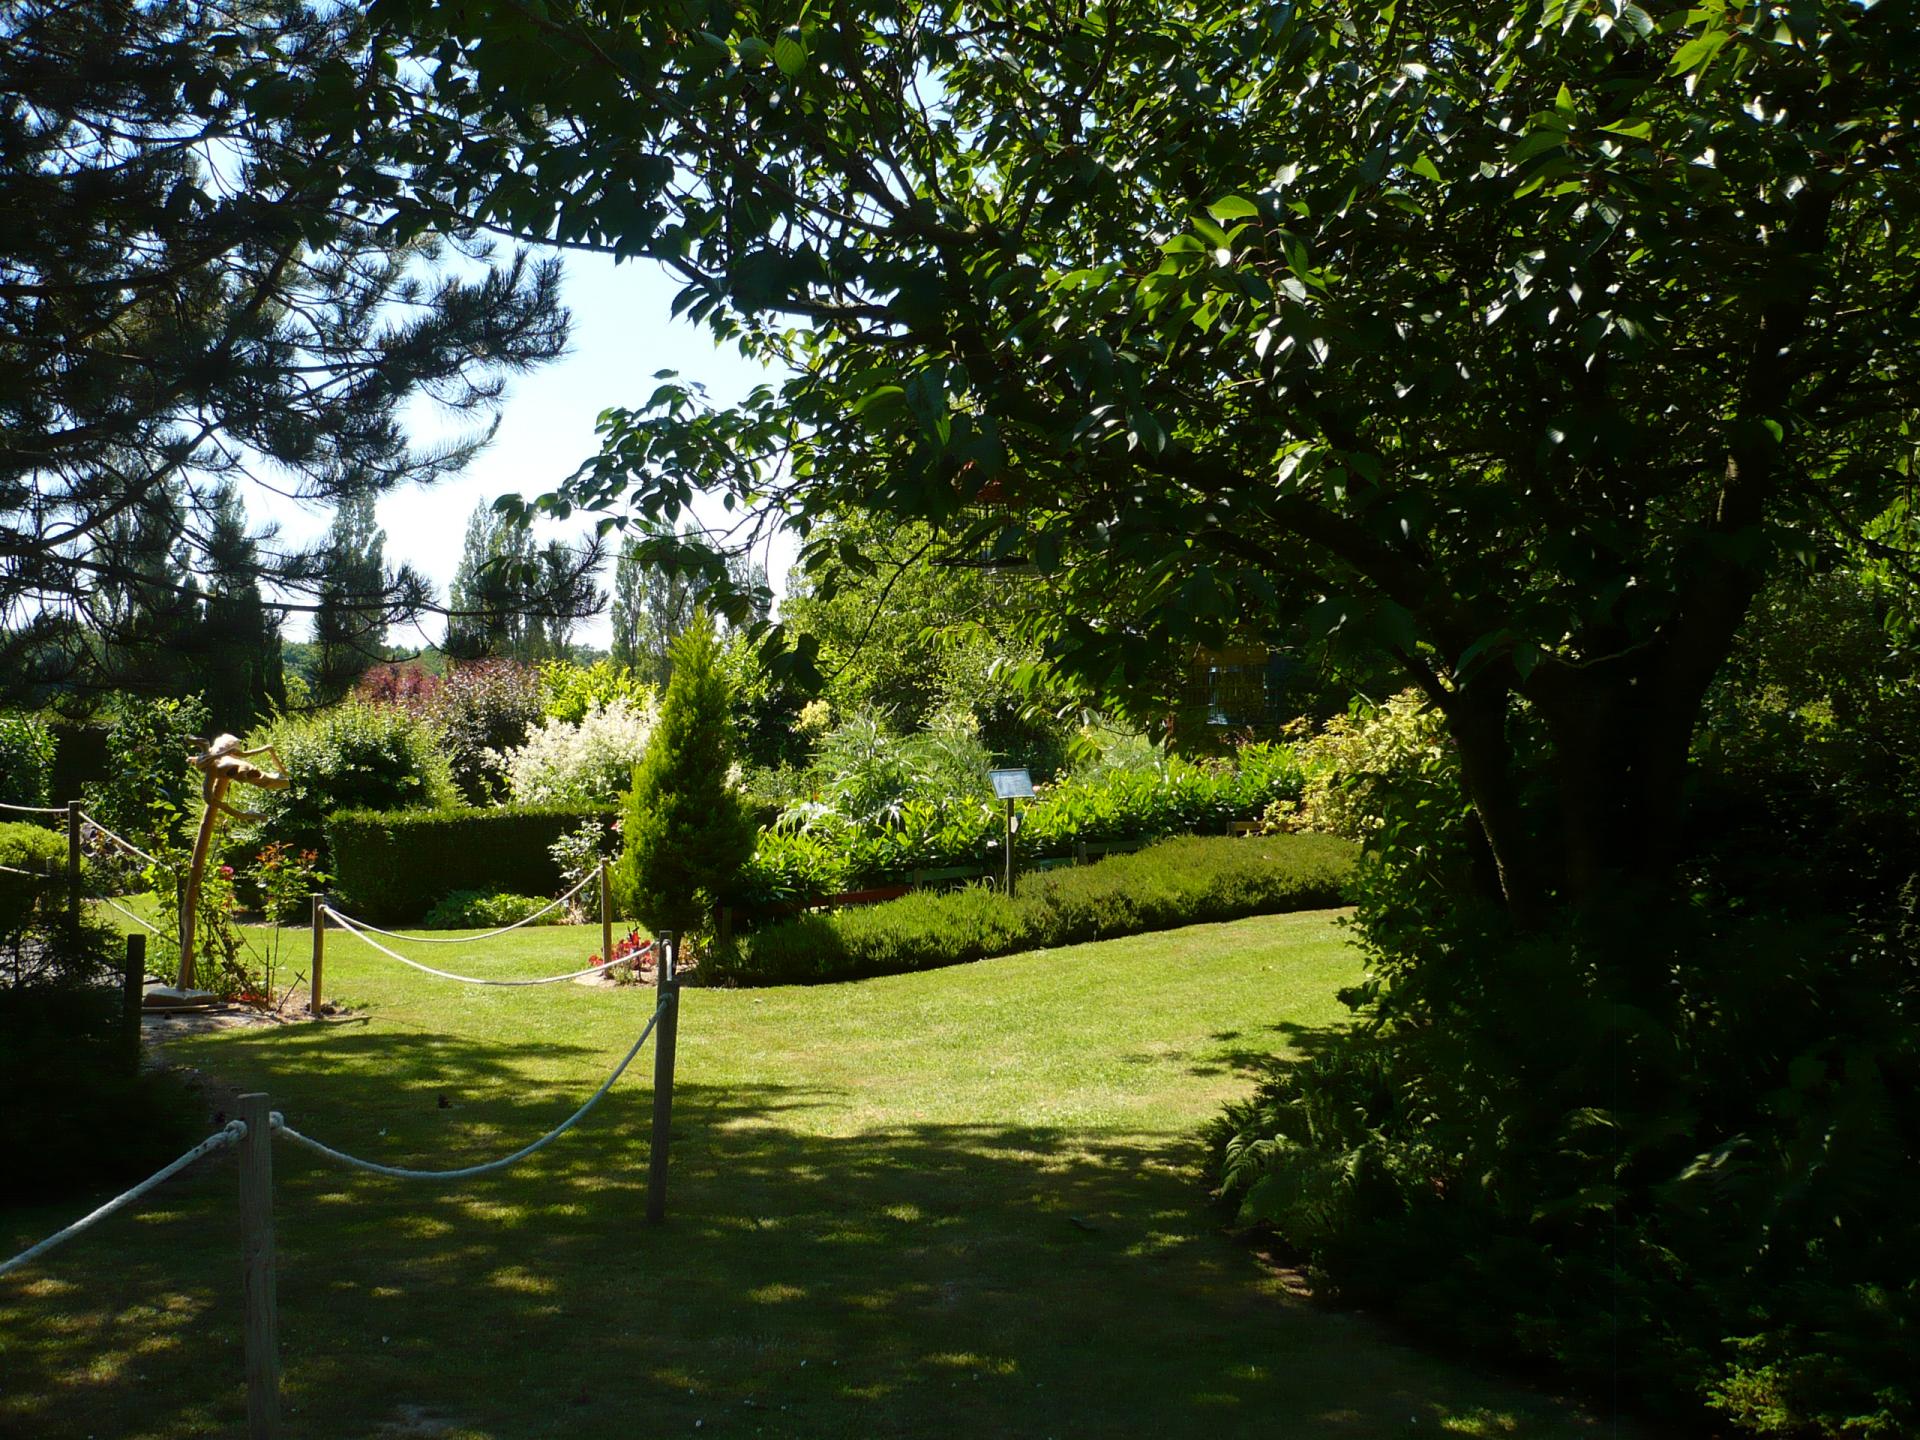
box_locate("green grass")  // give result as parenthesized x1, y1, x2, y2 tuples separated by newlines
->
(2, 912, 1622, 1439)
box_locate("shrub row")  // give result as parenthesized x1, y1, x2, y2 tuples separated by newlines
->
(327, 805, 613, 923)
(708, 833, 1356, 986)
(739, 744, 1306, 905)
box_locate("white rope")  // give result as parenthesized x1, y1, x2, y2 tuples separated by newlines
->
(322, 905, 641, 986)
(78, 815, 161, 870)
(0, 863, 52, 879)
(96, 893, 163, 935)
(0, 801, 65, 815)
(320, 869, 599, 943)
(0, 1121, 246, 1279)
(272, 999, 666, 1181)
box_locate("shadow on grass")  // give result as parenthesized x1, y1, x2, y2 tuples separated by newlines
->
(1, 1019, 1611, 1440)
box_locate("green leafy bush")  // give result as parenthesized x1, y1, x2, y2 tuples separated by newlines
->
(423, 889, 568, 929)
(735, 825, 857, 907)
(328, 804, 615, 923)
(757, 734, 1306, 893)
(0, 820, 72, 932)
(710, 834, 1355, 986)
(83, 693, 208, 842)
(240, 702, 457, 866)
(1205, 682, 1920, 1438)
(0, 710, 56, 808)
(431, 659, 544, 803)
(537, 658, 651, 724)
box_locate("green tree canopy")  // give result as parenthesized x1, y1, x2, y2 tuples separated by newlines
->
(386, 0, 1920, 924)
(0, 0, 571, 700)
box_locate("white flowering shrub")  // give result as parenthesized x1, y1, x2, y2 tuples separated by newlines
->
(497, 694, 659, 806)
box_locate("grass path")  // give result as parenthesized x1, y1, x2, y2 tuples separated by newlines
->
(2, 911, 1616, 1438)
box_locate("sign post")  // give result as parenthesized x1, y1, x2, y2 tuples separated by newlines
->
(988, 768, 1035, 899)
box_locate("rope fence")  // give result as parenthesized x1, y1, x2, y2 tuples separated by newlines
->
(272, 996, 667, 1180)
(0, 1120, 247, 1279)
(96, 892, 164, 935)
(79, 814, 161, 870)
(1, 931, 686, 1440)
(321, 903, 646, 987)
(318, 868, 598, 944)
(0, 800, 65, 816)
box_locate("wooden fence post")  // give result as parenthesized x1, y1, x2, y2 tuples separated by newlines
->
(236, 1092, 281, 1440)
(66, 799, 82, 943)
(308, 893, 326, 1017)
(600, 860, 614, 973)
(123, 933, 145, 1071)
(176, 876, 190, 989)
(1003, 798, 1016, 898)
(646, 932, 680, 1224)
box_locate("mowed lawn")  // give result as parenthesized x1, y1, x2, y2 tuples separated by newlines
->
(2, 910, 1617, 1439)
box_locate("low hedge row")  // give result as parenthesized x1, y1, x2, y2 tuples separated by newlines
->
(326, 805, 614, 923)
(706, 833, 1357, 987)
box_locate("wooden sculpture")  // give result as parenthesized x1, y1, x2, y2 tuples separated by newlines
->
(178, 734, 288, 990)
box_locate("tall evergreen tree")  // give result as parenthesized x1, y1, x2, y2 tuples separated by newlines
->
(0, 0, 571, 702)
(615, 612, 755, 938)
(312, 491, 389, 699)
(197, 483, 285, 726)
(88, 479, 198, 697)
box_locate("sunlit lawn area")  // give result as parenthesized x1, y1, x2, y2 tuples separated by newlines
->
(2, 910, 1621, 1438)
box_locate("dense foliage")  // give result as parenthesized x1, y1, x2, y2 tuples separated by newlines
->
(537, 658, 651, 725)
(421, 889, 569, 930)
(239, 703, 456, 866)
(81, 693, 207, 843)
(1207, 673, 1920, 1435)
(0, 832, 194, 1202)
(498, 693, 657, 806)
(713, 834, 1355, 987)
(775, 515, 1074, 773)
(0, 821, 71, 934)
(431, 659, 545, 804)
(740, 735, 1303, 904)
(0, 710, 55, 808)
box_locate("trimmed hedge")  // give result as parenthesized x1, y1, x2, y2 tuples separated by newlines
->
(707, 833, 1356, 987)
(327, 805, 614, 923)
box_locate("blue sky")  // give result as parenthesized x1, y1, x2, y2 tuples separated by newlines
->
(270, 250, 792, 651)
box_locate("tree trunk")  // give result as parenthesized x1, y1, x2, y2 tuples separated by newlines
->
(1440, 679, 1547, 925)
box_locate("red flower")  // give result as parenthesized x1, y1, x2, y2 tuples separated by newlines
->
(218, 864, 234, 879)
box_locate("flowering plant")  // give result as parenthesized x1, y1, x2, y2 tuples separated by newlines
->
(590, 928, 653, 983)
(496, 694, 659, 805)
